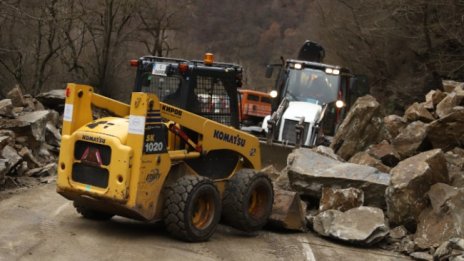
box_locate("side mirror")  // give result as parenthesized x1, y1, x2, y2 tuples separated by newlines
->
(265, 65, 274, 78)
(350, 75, 369, 96)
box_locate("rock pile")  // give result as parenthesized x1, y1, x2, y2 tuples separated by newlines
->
(0, 86, 64, 189)
(264, 80, 464, 256)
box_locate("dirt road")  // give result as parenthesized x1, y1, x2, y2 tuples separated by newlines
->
(0, 183, 409, 261)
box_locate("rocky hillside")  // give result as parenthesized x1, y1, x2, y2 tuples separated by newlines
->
(0, 86, 63, 189)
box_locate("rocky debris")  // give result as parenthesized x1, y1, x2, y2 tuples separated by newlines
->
(389, 226, 409, 241)
(319, 187, 364, 212)
(0, 87, 62, 189)
(348, 151, 391, 173)
(268, 189, 307, 231)
(436, 92, 463, 119)
(313, 206, 389, 246)
(36, 89, 65, 111)
(414, 184, 464, 250)
(287, 148, 390, 208)
(331, 95, 388, 160)
(383, 115, 407, 139)
(434, 238, 464, 261)
(404, 102, 435, 123)
(386, 149, 448, 228)
(392, 121, 431, 159)
(445, 149, 464, 187)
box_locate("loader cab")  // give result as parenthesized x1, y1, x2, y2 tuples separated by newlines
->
(132, 55, 242, 128)
(265, 59, 368, 145)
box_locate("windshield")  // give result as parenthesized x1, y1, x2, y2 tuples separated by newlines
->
(284, 67, 340, 104)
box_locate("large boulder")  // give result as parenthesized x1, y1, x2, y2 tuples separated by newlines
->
(383, 115, 407, 139)
(436, 92, 463, 119)
(348, 151, 391, 173)
(17, 110, 51, 142)
(404, 102, 435, 123)
(392, 121, 431, 159)
(1, 145, 22, 172)
(313, 206, 389, 246)
(386, 149, 449, 227)
(288, 149, 390, 208)
(319, 187, 364, 212)
(414, 183, 464, 249)
(35, 89, 65, 111)
(442, 80, 464, 93)
(331, 95, 387, 160)
(268, 189, 307, 231)
(427, 108, 464, 151)
(445, 149, 464, 187)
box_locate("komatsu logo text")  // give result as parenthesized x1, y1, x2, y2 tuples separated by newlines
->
(213, 130, 246, 147)
(161, 105, 182, 117)
(82, 135, 106, 144)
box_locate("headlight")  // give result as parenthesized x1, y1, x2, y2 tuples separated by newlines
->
(294, 63, 302, 69)
(335, 100, 345, 108)
(269, 90, 278, 98)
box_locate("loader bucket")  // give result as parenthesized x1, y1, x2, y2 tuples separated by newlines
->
(260, 141, 293, 171)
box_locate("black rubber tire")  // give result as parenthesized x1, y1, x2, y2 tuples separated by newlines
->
(222, 169, 274, 232)
(163, 175, 221, 242)
(73, 202, 114, 220)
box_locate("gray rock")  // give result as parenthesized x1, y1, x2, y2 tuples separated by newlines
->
(260, 165, 281, 181)
(6, 85, 26, 107)
(312, 145, 344, 161)
(288, 149, 390, 208)
(383, 115, 408, 139)
(410, 251, 433, 261)
(392, 121, 430, 159)
(25, 163, 57, 177)
(414, 185, 464, 249)
(313, 206, 389, 246)
(331, 95, 387, 160)
(36, 89, 65, 111)
(386, 149, 448, 227)
(17, 110, 51, 142)
(319, 187, 364, 212)
(1, 145, 22, 171)
(269, 189, 307, 232)
(436, 92, 463, 119)
(0, 99, 15, 118)
(348, 151, 391, 173)
(389, 225, 409, 240)
(434, 238, 464, 261)
(404, 102, 435, 123)
(45, 122, 61, 147)
(427, 108, 464, 151)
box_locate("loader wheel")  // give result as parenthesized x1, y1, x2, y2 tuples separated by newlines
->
(222, 169, 274, 232)
(73, 202, 114, 220)
(163, 175, 221, 242)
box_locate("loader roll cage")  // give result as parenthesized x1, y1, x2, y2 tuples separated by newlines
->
(133, 56, 243, 128)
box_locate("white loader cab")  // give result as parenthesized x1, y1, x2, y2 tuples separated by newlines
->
(262, 58, 368, 148)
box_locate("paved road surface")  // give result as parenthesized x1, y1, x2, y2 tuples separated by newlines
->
(0, 183, 410, 261)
